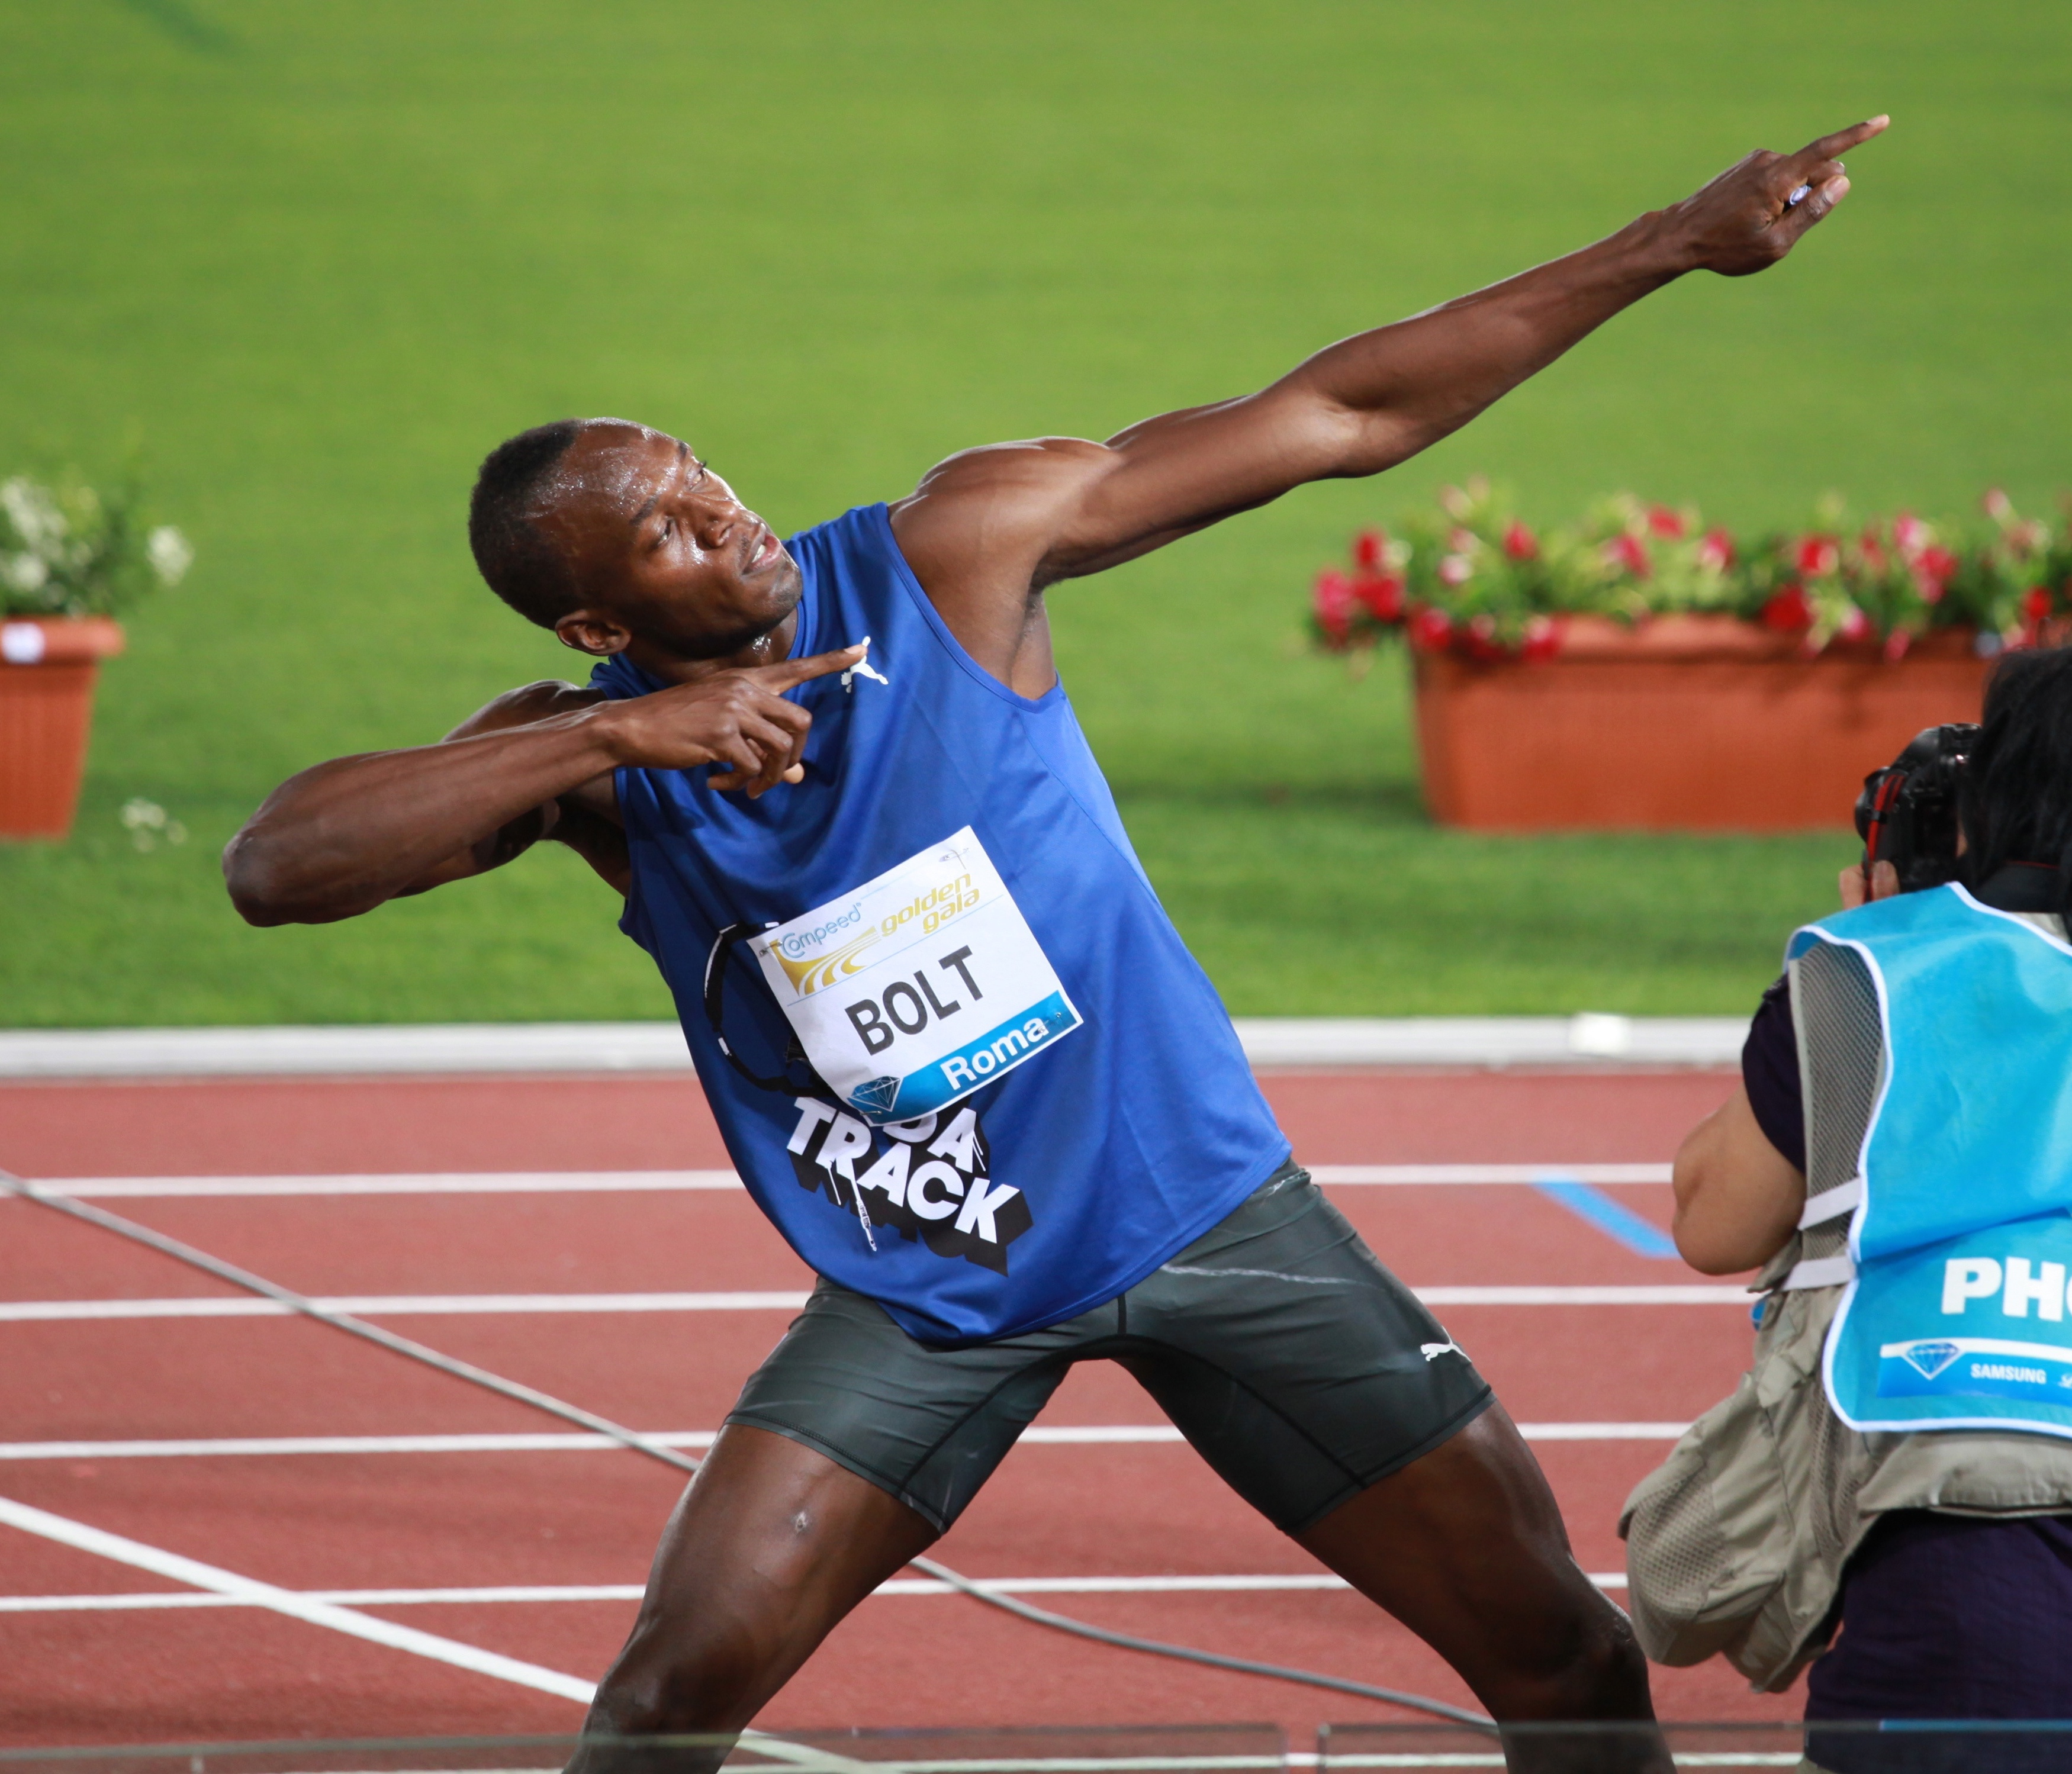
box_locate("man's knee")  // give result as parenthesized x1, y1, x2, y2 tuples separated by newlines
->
(1489, 1583, 1652, 1718)
(588, 1604, 776, 1736)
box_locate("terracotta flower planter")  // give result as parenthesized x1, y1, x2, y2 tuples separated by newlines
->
(1411, 615, 1991, 830)
(0, 617, 126, 839)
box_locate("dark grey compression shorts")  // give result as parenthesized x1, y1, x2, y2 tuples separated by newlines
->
(726, 1163, 1493, 1534)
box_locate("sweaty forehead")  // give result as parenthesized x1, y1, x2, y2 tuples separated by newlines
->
(554, 424, 691, 519)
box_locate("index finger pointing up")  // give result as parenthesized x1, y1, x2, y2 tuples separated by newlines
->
(1797, 114, 1890, 166)
(755, 642, 869, 690)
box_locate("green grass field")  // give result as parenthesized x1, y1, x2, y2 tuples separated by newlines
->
(1, 1, 2066, 1026)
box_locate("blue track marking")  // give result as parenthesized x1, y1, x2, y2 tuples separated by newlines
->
(1531, 1176, 1681, 1260)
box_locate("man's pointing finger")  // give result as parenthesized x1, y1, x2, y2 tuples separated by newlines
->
(758, 643, 869, 690)
(1799, 115, 1889, 166)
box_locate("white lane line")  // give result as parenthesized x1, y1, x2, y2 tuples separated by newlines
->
(0, 1285, 1746, 1323)
(0, 1291, 813, 1321)
(0, 1422, 1684, 1460)
(0, 1496, 912, 1774)
(0, 1570, 1631, 1612)
(1310, 1166, 1670, 1186)
(20, 1166, 1668, 1197)
(0, 1491, 594, 1702)
(1416, 1286, 1744, 1305)
(27, 1171, 745, 1198)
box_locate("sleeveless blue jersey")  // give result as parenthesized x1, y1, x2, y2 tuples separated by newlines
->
(594, 503, 1289, 1345)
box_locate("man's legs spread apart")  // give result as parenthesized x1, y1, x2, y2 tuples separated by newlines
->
(572, 1424, 940, 1770)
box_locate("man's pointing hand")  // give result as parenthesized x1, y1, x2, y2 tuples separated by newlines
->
(1664, 114, 1890, 278)
(600, 643, 867, 796)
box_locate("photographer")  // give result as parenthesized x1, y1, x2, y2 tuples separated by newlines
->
(1623, 645, 2072, 1771)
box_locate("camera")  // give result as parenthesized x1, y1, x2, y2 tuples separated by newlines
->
(1854, 722, 1978, 893)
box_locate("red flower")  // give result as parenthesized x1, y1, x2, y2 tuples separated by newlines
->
(1796, 536, 1840, 578)
(1521, 616, 1560, 662)
(1353, 572, 1404, 622)
(1696, 528, 1734, 572)
(1893, 513, 1926, 555)
(1883, 629, 1912, 663)
(1353, 528, 1387, 570)
(1502, 520, 1537, 561)
(1408, 606, 1453, 651)
(1914, 545, 1958, 603)
(1837, 604, 1872, 643)
(2024, 586, 2052, 622)
(1761, 583, 1814, 631)
(1646, 504, 1686, 540)
(1312, 569, 1354, 644)
(1463, 613, 1505, 661)
(1606, 533, 1652, 578)
(1439, 554, 1473, 587)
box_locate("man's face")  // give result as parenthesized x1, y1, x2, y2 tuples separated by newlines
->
(543, 422, 802, 664)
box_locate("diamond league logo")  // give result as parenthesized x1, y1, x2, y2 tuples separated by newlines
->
(1899, 1340, 1964, 1380)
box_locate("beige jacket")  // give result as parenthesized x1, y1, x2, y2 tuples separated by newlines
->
(1619, 1242, 2072, 1690)
(1620, 928, 2072, 1691)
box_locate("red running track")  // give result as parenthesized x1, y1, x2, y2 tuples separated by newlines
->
(0, 1067, 1797, 1747)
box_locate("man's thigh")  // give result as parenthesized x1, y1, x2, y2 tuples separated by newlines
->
(725, 1276, 1091, 1531)
(1121, 1166, 1493, 1533)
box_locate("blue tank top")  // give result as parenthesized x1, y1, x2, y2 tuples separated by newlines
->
(593, 503, 1288, 1345)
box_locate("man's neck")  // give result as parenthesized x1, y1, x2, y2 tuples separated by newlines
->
(623, 608, 798, 685)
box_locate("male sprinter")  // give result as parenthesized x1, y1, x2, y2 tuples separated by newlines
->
(227, 119, 1883, 1767)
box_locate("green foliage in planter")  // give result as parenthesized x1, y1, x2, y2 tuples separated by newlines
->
(0, 472, 192, 620)
(1314, 481, 2072, 659)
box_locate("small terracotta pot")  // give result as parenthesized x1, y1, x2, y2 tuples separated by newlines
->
(0, 617, 126, 839)
(1412, 616, 1990, 831)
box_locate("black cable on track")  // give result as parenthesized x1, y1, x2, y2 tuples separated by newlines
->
(1, 1170, 1493, 1731)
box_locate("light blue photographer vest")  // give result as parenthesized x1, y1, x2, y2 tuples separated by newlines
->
(1792, 884, 2072, 1435)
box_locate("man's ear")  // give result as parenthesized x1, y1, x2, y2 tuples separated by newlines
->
(554, 610, 633, 657)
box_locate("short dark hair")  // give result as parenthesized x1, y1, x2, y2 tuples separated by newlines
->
(468, 420, 587, 628)
(1961, 644, 2072, 926)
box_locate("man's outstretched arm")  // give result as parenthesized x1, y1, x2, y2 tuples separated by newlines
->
(893, 118, 1886, 689)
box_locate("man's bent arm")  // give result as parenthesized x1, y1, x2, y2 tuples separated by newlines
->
(224, 687, 625, 926)
(226, 645, 863, 926)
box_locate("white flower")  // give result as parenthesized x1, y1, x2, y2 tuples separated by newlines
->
(1439, 554, 1473, 587)
(146, 526, 193, 585)
(1, 477, 66, 552)
(2, 551, 48, 591)
(120, 797, 185, 851)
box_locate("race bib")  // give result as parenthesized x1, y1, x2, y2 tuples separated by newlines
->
(749, 828, 1082, 1124)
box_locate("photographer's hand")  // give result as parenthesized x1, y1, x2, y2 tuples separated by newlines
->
(1839, 860, 1902, 909)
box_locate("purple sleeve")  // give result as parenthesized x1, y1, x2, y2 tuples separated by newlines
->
(1740, 973, 1805, 1173)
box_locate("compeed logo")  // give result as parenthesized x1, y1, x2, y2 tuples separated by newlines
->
(767, 925, 880, 997)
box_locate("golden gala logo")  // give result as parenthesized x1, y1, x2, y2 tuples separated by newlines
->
(878, 871, 980, 942)
(768, 862, 985, 998)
